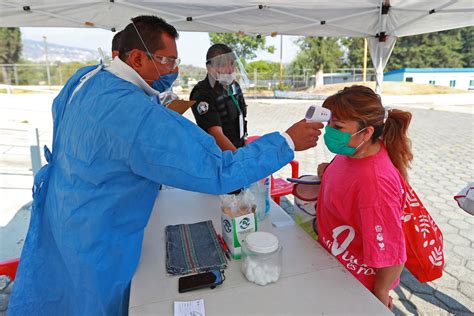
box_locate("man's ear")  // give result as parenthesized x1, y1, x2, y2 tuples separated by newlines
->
(126, 49, 144, 70)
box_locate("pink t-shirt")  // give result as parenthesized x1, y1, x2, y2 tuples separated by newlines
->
(317, 144, 406, 291)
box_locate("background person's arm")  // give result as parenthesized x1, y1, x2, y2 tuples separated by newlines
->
(207, 126, 237, 152)
(373, 264, 404, 309)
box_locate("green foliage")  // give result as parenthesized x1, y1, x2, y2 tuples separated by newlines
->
(245, 60, 279, 75)
(209, 33, 275, 61)
(290, 37, 343, 75)
(459, 26, 473, 67)
(342, 37, 365, 68)
(0, 28, 22, 84)
(341, 26, 473, 70)
(0, 28, 22, 64)
(387, 29, 464, 71)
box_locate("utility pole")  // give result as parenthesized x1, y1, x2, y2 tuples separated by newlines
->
(43, 36, 51, 88)
(279, 34, 283, 88)
(363, 37, 368, 83)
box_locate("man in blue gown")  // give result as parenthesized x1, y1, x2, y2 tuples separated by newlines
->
(8, 16, 323, 315)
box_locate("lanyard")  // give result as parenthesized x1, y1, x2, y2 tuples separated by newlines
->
(227, 86, 241, 113)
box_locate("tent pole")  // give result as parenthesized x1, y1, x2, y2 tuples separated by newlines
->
(279, 35, 283, 87)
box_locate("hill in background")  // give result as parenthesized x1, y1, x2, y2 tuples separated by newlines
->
(21, 39, 101, 63)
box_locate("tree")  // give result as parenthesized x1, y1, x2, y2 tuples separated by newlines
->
(209, 33, 275, 62)
(342, 37, 364, 68)
(291, 37, 343, 87)
(0, 28, 22, 84)
(459, 26, 473, 67)
(245, 60, 277, 74)
(386, 29, 464, 71)
(295, 37, 343, 72)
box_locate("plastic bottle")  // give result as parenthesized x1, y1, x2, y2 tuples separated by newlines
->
(251, 176, 271, 221)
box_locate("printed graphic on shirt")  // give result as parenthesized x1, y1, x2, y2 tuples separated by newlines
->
(197, 101, 209, 115)
(375, 225, 385, 250)
(323, 225, 376, 276)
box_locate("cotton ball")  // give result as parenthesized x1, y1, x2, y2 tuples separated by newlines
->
(270, 270, 279, 283)
(254, 265, 263, 278)
(242, 259, 248, 271)
(264, 271, 273, 284)
(246, 267, 256, 282)
(255, 273, 267, 286)
(248, 258, 257, 270)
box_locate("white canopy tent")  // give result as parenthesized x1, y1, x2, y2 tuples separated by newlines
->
(1, 0, 473, 93)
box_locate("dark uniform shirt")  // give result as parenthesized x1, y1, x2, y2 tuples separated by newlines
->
(190, 75, 248, 148)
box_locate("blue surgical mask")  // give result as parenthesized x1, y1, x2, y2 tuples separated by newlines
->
(323, 125, 366, 155)
(152, 72, 178, 92)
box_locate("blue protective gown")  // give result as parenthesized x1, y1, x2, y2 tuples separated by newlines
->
(8, 65, 293, 315)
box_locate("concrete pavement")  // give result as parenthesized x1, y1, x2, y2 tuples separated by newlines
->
(0, 93, 473, 315)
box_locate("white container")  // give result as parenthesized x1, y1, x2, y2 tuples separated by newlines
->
(241, 232, 282, 286)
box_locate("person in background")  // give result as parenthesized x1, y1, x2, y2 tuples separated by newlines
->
(8, 15, 324, 315)
(316, 85, 413, 310)
(111, 30, 123, 59)
(190, 44, 247, 152)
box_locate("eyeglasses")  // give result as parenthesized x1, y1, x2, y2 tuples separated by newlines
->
(146, 52, 180, 70)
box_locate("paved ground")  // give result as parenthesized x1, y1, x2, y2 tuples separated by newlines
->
(0, 93, 473, 315)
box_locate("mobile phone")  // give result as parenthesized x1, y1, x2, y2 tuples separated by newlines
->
(178, 270, 224, 293)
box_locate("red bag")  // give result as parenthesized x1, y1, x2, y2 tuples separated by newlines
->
(402, 181, 444, 282)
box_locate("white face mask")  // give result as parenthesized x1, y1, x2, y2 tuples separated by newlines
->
(216, 73, 235, 86)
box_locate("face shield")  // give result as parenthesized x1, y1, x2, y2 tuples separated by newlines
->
(207, 51, 249, 88)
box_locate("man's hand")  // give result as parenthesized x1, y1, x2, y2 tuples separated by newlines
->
(285, 119, 323, 151)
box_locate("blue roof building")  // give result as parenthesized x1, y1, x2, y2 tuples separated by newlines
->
(384, 68, 474, 90)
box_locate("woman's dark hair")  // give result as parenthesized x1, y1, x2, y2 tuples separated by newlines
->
(118, 15, 179, 60)
(323, 85, 413, 179)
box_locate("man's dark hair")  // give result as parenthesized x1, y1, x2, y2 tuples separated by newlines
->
(111, 30, 123, 51)
(206, 43, 233, 64)
(118, 15, 179, 60)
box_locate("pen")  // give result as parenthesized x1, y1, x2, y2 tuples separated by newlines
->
(217, 234, 232, 261)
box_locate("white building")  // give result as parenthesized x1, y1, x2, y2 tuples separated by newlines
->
(384, 68, 474, 90)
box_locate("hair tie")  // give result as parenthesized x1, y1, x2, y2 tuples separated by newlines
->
(383, 107, 392, 123)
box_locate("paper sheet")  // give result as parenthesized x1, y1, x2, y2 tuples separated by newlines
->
(167, 99, 195, 115)
(174, 299, 205, 316)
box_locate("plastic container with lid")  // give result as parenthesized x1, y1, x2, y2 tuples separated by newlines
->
(241, 232, 282, 286)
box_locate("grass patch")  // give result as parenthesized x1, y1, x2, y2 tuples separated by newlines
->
(306, 81, 472, 96)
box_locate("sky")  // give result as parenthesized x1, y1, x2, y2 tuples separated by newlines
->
(21, 27, 302, 67)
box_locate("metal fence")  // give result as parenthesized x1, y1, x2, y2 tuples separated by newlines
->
(0, 63, 95, 86)
(1, 63, 376, 91)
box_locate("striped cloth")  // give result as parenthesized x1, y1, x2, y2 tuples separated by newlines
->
(165, 220, 227, 275)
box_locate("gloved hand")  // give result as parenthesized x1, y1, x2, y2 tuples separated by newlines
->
(159, 90, 179, 107)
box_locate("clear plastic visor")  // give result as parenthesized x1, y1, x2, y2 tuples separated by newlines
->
(207, 51, 249, 88)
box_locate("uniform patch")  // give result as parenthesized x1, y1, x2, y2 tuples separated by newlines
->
(197, 101, 209, 115)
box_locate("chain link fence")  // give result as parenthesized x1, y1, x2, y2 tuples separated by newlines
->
(0, 63, 96, 87)
(1, 63, 376, 92)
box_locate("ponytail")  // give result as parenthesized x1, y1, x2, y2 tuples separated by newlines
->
(382, 109, 413, 180)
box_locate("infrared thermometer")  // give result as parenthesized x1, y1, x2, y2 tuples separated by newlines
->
(305, 105, 331, 122)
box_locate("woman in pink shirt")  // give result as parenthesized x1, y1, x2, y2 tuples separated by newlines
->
(317, 85, 413, 310)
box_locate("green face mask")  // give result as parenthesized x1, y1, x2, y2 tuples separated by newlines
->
(323, 125, 366, 155)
